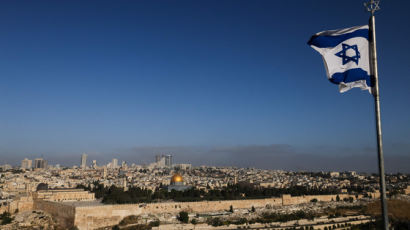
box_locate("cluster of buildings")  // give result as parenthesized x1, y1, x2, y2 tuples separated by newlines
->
(80, 153, 119, 169)
(77, 153, 178, 171)
(19, 158, 48, 170)
(0, 154, 409, 229)
(0, 154, 408, 199)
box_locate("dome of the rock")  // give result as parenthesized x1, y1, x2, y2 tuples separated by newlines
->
(171, 173, 183, 183)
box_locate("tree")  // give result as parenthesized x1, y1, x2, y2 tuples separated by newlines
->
(178, 211, 189, 223)
(336, 195, 340, 202)
(191, 219, 198, 225)
(310, 198, 318, 203)
(251, 206, 256, 212)
(0, 212, 13, 225)
(208, 217, 223, 227)
(230, 205, 234, 213)
(149, 220, 160, 227)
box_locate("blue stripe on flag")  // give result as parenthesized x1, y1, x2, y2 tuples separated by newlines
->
(330, 68, 373, 87)
(308, 29, 369, 48)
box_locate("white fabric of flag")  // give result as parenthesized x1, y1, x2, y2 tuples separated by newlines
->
(308, 25, 372, 93)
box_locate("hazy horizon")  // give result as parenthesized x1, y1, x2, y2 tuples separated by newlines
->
(2, 144, 409, 173)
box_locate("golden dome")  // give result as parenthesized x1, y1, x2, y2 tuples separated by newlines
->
(171, 173, 183, 183)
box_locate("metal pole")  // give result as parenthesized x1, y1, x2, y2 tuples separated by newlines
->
(367, 0, 389, 228)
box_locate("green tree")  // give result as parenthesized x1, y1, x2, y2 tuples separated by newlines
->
(149, 220, 160, 227)
(1, 212, 13, 225)
(336, 195, 340, 202)
(191, 219, 198, 225)
(229, 205, 234, 213)
(178, 211, 189, 223)
(251, 206, 256, 212)
(208, 217, 223, 227)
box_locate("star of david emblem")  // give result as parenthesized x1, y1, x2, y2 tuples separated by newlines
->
(335, 43, 360, 65)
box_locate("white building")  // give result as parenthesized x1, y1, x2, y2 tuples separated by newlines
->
(112, 158, 118, 169)
(21, 158, 32, 169)
(81, 153, 88, 169)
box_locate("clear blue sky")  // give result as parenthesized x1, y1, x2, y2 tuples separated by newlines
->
(0, 1, 409, 171)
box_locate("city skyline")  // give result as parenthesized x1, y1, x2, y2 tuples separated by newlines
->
(1, 1, 410, 173)
(3, 147, 409, 173)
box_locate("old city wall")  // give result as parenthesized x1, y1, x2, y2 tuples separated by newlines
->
(75, 204, 142, 230)
(74, 198, 283, 229)
(281, 194, 359, 205)
(34, 200, 76, 229)
(1, 196, 34, 214)
(36, 193, 361, 230)
(142, 197, 283, 214)
(13, 196, 34, 212)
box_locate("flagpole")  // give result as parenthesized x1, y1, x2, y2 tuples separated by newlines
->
(366, 0, 389, 229)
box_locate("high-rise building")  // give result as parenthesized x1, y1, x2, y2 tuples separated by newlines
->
(103, 167, 107, 178)
(81, 153, 88, 169)
(165, 155, 172, 167)
(92, 160, 97, 168)
(121, 161, 127, 169)
(34, 158, 48, 169)
(151, 154, 172, 168)
(155, 155, 161, 163)
(112, 158, 118, 169)
(21, 158, 32, 169)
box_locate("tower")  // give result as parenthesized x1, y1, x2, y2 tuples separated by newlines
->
(155, 155, 161, 163)
(112, 158, 118, 169)
(103, 167, 107, 178)
(21, 158, 32, 169)
(81, 153, 88, 169)
(34, 158, 47, 169)
(165, 155, 172, 167)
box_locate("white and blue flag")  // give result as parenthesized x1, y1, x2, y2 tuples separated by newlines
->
(308, 25, 372, 93)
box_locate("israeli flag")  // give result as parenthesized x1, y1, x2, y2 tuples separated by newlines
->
(308, 25, 372, 93)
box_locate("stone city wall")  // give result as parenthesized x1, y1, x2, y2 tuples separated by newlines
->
(74, 198, 283, 229)
(13, 196, 34, 212)
(34, 190, 95, 202)
(281, 194, 360, 205)
(36, 193, 364, 230)
(141, 197, 283, 214)
(75, 204, 142, 230)
(34, 199, 76, 229)
(1, 196, 34, 214)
